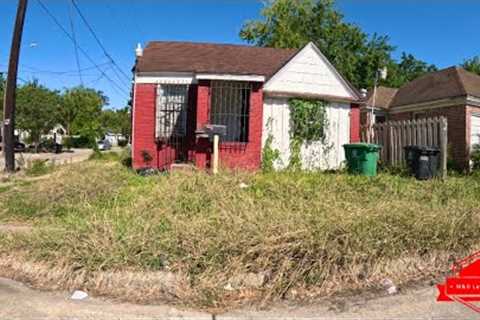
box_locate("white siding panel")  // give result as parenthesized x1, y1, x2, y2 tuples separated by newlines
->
(263, 98, 350, 170)
(471, 114, 480, 147)
(264, 44, 355, 100)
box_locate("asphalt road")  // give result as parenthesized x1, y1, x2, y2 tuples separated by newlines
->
(1, 277, 479, 320)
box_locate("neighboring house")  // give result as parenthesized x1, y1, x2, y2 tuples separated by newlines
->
(361, 86, 398, 126)
(103, 132, 127, 147)
(17, 124, 66, 145)
(131, 41, 361, 171)
(387, 67, 480, 169)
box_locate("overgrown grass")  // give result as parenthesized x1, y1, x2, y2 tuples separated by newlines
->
(0, 160, 479, 308)
(25, 160, 53, 177)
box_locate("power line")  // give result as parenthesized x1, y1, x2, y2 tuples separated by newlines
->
(35, 0, 130, 98)
(70, 0, 131, 82)
(5, 62, 112, 75)
(68, 0, 83, 86)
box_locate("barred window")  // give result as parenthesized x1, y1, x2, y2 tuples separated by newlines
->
(156, 84, 189, 139)
(210, 81, 252, 143)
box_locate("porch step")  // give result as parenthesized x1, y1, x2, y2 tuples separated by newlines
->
(170, 163, 196, 172)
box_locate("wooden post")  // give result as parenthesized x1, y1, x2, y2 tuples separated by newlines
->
(212, 134, 219, 175)
(441, 117, 448, 180)
(3, 0, 28, 173)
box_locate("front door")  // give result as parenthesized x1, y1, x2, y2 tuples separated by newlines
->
(155, 84, 190, 168)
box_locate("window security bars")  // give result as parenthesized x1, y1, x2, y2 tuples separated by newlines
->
(156, 84, 189, 140)
(210, 81, 252, 143)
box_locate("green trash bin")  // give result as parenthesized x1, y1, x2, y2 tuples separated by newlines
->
(343, 143, 381, 176)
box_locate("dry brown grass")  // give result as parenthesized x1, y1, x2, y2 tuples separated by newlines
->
(0, 160, 479, 309)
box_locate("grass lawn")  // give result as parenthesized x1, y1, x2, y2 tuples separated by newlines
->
(0, 157, 479, 308)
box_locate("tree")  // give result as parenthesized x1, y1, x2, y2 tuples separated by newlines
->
(99, 107, 131, 137)
(240, 0, 435, 89)
(385, 53, 437, 88)
(16, 80, 61, 147)
(60, 86, 107, 139)
(462, 56, 480, 76)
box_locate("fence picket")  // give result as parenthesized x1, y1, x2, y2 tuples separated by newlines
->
(361, 117, 448, 177)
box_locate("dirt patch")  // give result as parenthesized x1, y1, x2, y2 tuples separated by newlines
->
(0, 224, 33, 234)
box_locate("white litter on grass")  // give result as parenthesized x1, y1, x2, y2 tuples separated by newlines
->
(239, 183, 249, 189)
(70, 290, 88, 300)
(382, 278, 398, 295)
(224, 283, 234, 291)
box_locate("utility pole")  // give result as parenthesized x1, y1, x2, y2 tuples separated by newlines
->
(3, 0, 28, 173)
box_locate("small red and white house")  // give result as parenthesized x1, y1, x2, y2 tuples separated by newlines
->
(131, 41, 362, 171)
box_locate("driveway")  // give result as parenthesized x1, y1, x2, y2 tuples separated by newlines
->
(1, 277, 478, 320)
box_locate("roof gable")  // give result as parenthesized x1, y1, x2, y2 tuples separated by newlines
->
(364, 86, 398, 110)
(391, 67, 480, 108)
(135, 41, 298, 78)
(263, 42, 360, 101)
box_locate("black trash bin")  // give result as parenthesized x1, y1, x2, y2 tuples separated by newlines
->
(404, 145, 440, 180)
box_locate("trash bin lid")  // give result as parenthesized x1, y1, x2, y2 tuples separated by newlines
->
(404, 145, 440, 153)
(343, 143, 381, 151)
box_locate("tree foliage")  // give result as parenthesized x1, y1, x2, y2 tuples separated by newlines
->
(16, 81, 61, 145)
(462, 56, 480, 76)
(99, 107, 131, 137)
(60, 87, 107, 140)
(240, 0, 436, 89)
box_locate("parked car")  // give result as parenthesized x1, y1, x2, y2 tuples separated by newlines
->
(14, 142, 26, 153)
(97, 139, 112, 151)
(28, 140, 63, 153)
(0, 136, 26, 153)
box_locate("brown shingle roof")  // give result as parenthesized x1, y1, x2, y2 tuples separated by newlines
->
(364, 86, 398, 110)
(135, 41, 299, 78)
(390, 67, 480, 107)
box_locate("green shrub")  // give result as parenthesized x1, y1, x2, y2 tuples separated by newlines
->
(471, 145, 480, 171)
(25, 160, 52, 177)
(89, 151, 121, 161)
(118, 139, 128, 147)
(65, 135, 96, 149)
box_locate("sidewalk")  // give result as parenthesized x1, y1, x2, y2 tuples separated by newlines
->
(1, 277, 478, 319)
(0, 148, 94, 171)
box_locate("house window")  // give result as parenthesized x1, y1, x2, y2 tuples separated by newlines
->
(375, 115, 386, 123)
(156, 84, 189, 140)
(413, 112, 427, 120)
(210, 81, 252, 143)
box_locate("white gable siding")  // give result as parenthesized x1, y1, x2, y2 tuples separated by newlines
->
(263, 97, 350, 170)
(264, 43, 356, 100)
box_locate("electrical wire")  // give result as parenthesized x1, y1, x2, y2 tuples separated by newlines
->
(70, 0, 131, 82)
(68, 0, 83, 86)
(35, 0, 130, 98)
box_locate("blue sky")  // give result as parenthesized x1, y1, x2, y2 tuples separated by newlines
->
(1, 0, 479, 109)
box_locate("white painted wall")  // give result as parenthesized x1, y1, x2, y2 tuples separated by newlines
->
(471, 114, 480, 147)
(264, 43, 357, 101)
(263, 97, 351, 170)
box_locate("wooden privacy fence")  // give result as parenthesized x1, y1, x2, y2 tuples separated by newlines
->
(361, 117, 448, 177)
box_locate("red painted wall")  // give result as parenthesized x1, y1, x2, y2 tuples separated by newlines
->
(132, 83, 157, 170)
(194, 81, 263, 171)
(349, 103, 361, 143)
(133, 81, 263, 171)
(132, 83, 197, 170)
(218, 82, 263, 170)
